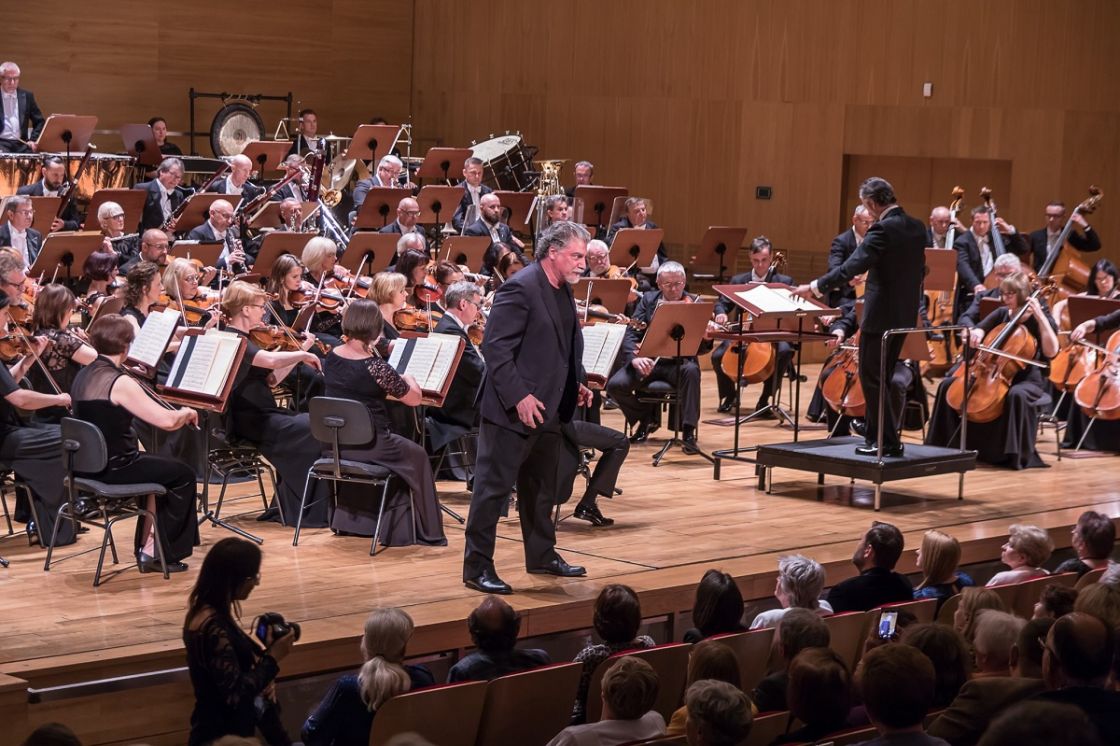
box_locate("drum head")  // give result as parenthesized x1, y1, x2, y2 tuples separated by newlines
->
(210, 103, 265, 157)
(471, 134, 522, 162)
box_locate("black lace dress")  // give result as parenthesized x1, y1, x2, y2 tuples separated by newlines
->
(28, 327, 85, 424)
(322, 352, 446, 546)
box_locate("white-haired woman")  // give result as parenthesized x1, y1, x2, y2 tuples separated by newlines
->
(750, 554, 833, 629)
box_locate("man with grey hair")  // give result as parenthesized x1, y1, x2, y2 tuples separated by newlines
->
(395, 231, 426, 261)
(794, 177, 927, 457)
(209, 154, 263, 202)
(463, 220, 594, 594)
(928, 205, 965, 249)
(429, 280, 486, 452)
(750, 554, 833, 629)
(607, 261, 706, 450)
(973, 610, 1026, 678)
(352, 154, 416, 221)
(0, 61, 44, 153)
(957, 254, 1024, 328)
(0, 196, 41, 266)
(139, 157, 187, 232)
(827, 204, 875, 307)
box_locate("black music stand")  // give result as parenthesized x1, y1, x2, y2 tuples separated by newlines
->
(340, 233, 399, 275)
(345, 124, 402, 165)
(573, 278, 632, 316)
(573, 186, 628, 235)
(440, 236, 490, 272)
(120, 124, 163, 168)
(493, 190, 536, 234)
(417, 184, 465, 254)
(174, 193, 242, 235)
(692, 227, 748, 281)
(241, 141, 292, 177)
(253, 232, 314, 278)
(416, 147, 473, 184)
(29, 231, 103, 286)
(637, 301, 716, 466)
(608, 228, 662, 273)
(35, 115, 98, 169)
(353, 187, 408, 230)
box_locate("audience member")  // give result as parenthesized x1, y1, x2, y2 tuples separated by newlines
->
(827, 521, 913, 612)
(684, 680, 753, 746)
(971, 611, 1025, 680)
(975, 700, 1102, 746)
(749, 554, 832, 629)
(1072, 582, 1120, 630)
(20, 723, 82, 746)
(302, 608, 433, 746)
(954, 588, 1008, 651)
(665, 641, 741, 736)
(986, 525, 1052, 587)
(547, 656, 664, 746)
(1011, 618, 1052, 680)
(1098, 561, 1120, 588)
(903, 623, 972, 707)
(1034, 612, 1120, 743)
(1033, 584, 1078, 620)
(1054, 511, 1115, 576)
(683, 570, 746, 643)
(570, 584, 657, 724)
(914, 530, 974, 612)
(751, 608, 829, 713)
(857, 644, 950, 745)
(447, 596, 550, 682)
(774, 647, 852, 744)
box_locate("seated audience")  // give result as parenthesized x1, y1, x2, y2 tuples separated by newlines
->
(571, 584, 657, 724)
(1033, 584, 1077, 620)
(1034, 612, 1120, 744)
(971, 612, 1026, 680)
(683, 570, 746, 643)
(903, 623, 972, 708)
(751, 608, 829, 713)
(975, 700, 1103, 746)
(914, 529, 975, 611)
(1054, 511, 1115, 577)
(954, 588, 1008, 652)
(665, 641, 741, 736)
(19, 723, 82, 746)
(856, 644, 950, 745)
(749, 554, 832, 629)
(302, 608, 433, 746)
(827, 521, 913, 612)
(987, 525, 1052, 586)
(447, 596, 550, 682)
(1012, 617, 1052, 680)
(774, 647, 852, 744)
(547, 656, 664, 746)
(1072, 582, 1120, 630)
(683, 680, 753, 746)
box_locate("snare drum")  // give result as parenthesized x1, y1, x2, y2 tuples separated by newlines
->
(470, 133, 537, 192)
(0, 152, 43, 196)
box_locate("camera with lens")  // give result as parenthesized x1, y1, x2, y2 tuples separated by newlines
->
(254, 612, 301, 645)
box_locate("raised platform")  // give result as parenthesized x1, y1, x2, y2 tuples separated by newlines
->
(756, 436, 978, 510)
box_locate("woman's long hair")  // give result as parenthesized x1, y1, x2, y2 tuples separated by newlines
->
(185, 538, 262, 626)
(357, 608, 414, 711)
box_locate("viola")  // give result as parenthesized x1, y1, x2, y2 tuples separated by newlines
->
(1072, 330, 1120, 421)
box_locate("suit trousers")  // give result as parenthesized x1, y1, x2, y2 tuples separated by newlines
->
(607, 359, 701, 429)
(711, 341, 793, 404)
(572, 420, 629, 505)
(0, 138, 32, 153)
(860, 332, 907, 449)
(463, 417, 562, 579)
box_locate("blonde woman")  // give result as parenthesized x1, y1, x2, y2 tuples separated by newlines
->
(953, 587, 1007, 649)
(301, 236, 345, 343)
(987, 524, 1053, 586)
(370, 271, 408, 354)
(913, 530, 974, 611)
(162, 258, 218, 328)
(302, 608, 433, 745)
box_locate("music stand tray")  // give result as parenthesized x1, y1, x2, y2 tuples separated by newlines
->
(27, 196, 62, 235)
(609, 228, 663, 271)
(493, 191, 536, 234)
(169, 240, 223, 268)
(713, 282, 832, 322)
(82, 189, 147, 232)
(29, 231, 103, 282)
(417, 185, 465, 224)
(174, 193, 242, 235)
(241, 141, 293, 176)
(1069, 296, 1120, 345)
(344, 124, 403, 163)
(120, 124, 162, 167)
(573, 186, 628, 230)
(354, 187, 408, 230)
(340, 233, 400, 275)
(35, 115, 98, 153)
(572, 278, 633, 315)
(924, 248, 957, 293)
(441, 236, 490, 271)
(253, 232, 314, 278)
(693, 227, 748, 280)
(416, 148, 473, 182)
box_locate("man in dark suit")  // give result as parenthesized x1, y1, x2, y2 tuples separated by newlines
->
(428, 281, 486, 454)
(377, 197, 425, 240)
(208, 154, 263, 203)
(463, 220, 593, 595)
(138, 157, 189, 233)
(927, 205, 965, 249)
(826, 521, 913, 613)
(953, 205, 1018, 322)
(270, 155, 308, 203)
(711, 237, 795, 413)
(558, 418, 629, 527)
(16, 156, 80, 231)
(186, 199, 247, 272)
(794, 176, 928, 457)
(1034, 612, 1120, 744)
(451, 157, 492, 233)
(0, 62, 45, 153)
(119, 229, 171, 275)
(564, 159, 594, 201)
(827, 204, 874, 307)
(1027, 200, 1102, 272)
(0, 196, 42, 267)
(285, 109, 320, 157)
(464, 193, 526, 252)
(351, 154, 417, 224)
(604, 197, 668, 273)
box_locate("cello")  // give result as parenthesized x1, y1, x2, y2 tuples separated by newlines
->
(718, 251, 784, 384)
(1071, 330, 1120, 422)
(820, 329, 865, 418)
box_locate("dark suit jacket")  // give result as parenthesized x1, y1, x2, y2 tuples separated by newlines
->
(209, 177, 263, 204)
(451, 182, 493, 232)
(927, 677, 1046, 746)
(815, 205, 927, 336)
(464, 217, 514, 246)
(927, 226, 952, 249)
(429, 314, 485, 442)
(16, 180, 80, 230)
(7, 89, 45, 141)
(1033, 687, 1120, 745)
(286, 134, 317, 157)
(0, 223, 42, 265)
(1094, 307, 1120, 332)
(604, 218, 669, 267)
(351, 175, 393, 216)
(714, 270, 794, 317)
(826, 566, 914, 613)
(185, 221, 236, 269)
(138, 180, 188, 232)
(270, 182, 305, 203)
(828, 228, 861, 306)
(618, 289, 711, 364)
(1027, 226, 1101, 272)
(478, 261, 583, 433)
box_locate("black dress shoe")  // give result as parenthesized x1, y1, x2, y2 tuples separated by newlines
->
(25, 521, 39, 546)
(682, 437, 701, 455)
(574, 503, 614, 527)
(464, 569, 512, 595)
(850, 418, 868, 437)
(629, 421, 653, 444)
(137, 552, 188, 574)
(717, 396, 736, 413)
(527, 557, 587, 577)
(855, 443, 905, 457)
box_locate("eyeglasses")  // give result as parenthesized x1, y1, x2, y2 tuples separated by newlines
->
(660, 280, 685, 288)
(14, 209, 34, 216)
(400, 209, 421, 216)
(110, 213, 125, 220)
(1, 278, 26, 290)
(0, 76, 19, 82)
(184, 275, 200, 283)
(145, 243, 171, 250)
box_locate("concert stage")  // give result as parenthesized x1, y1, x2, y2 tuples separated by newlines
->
(0, 366, 1118, 744)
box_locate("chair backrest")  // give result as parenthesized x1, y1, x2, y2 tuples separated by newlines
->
(475, 662, 581, 746)
(745, 710, 791, 746)
(936, 593, 963, 626)
(585, 643, 692, 723)
(1075, 567, 1107, 590)
(877, 597, 937, 625)
(823, 724, 880, 745)
(60, 417, 108, 475)
(987, 581, 1019, 612)
(823, 611, 870, 672)
(308, 397, 375, 474)
(1012, 573, 1078, 619)
(368, 680, 487, 746)
(710, 627, 775, 691)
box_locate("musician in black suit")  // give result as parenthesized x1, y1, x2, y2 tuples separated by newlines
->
(428, 281, 486, 455)
(827, 205, 874, 307)
(711, 238, 795, 414)
(0, 62, 44, 153)
(0, 197, 42, 267)
(270, 155, 308, 203)
(138, 157, 188, 233)
(564, 160, 594, 201)
(464, 193, 526, 252)
(451, 157, 492, 233)
(208, 154, 263, 203)
(286, 109, 320, 157)
(463, 221, 594, 595)
(953, 206, 1018, 322)
(604, 198, 668, 289)
(351, 155, 416, 224)
(186, 199, 247, 272)
(119, 230, 171, 275)
(377, 197, 425, 241)
(794, 177, 927, 457)
(1027, 200, 1102, 272)
(926, 205, 964, 249)
(16, 156, 80, 231)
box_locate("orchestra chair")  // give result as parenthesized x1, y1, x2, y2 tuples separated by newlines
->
(635, 380, 679, 437)
(206, 437, 281, 527)
(1075, 567, 1107, 590)
(1010, 573, 1077, 619)
(45, 417, 170, 586)
(475, 662, 582, 746)
(876, 597, 937, 625)
(709, 627, 776, 692)
(367, 680, 487, 746)
(823, 611, 871, 672)
(296, 397, 409, 555)
(745, 711, 792, 746)
(585, 643, 692, 723)
(936, 593, 963, 626)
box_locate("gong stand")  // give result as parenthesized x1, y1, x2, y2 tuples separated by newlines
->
(187, 89, 293, 157)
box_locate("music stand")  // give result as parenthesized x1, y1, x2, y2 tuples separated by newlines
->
(247, 201, 315, 230)
(353, 187, 408, 230)
(607, 196, 629, 230)
(339, 233, 400, 275)
(637, 300, 716, 466)
(573, 278, 632, 315)
(82, 188, 146, 232)
(169, 240, 223, 269)
(253, 232, 314, 277)
(609, 228, 663, 272)
(977, 297, 1003, 322)
(241, 141, 293, 177)
(416, 147, 473, 183)
(120, 124, 163, 168)
(34, 115, 98, 165)
(440, 236, 490, 271)
(28, 196, 61, 235)
(344, 124, 402, 164)
(173, 193, 242, 235)
(573, 186, 628, 233)
(493, 190, 536, 234)
(29, 231, 103, 286)
(924, 248, 957, 292)
(692, 227, 748, 281)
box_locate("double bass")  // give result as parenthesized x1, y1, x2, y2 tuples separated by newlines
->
(923, 186, 964, 376)
(1038, 186, 1103, 298)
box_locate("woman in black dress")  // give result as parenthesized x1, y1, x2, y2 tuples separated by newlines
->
(300, 236, 346, 347)
(266, 253, 307, 329)
(71, 314, 199, 571)
(183, 538, 294, 746)
(926, 272, 1060, 468)
(1064, 304, 1120, 451)
(322, 299, 445, 546)
(28, 284, 96, 423)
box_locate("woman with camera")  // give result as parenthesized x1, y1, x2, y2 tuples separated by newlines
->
(183, 537, 296, 746)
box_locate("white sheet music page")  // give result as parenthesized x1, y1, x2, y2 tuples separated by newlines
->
(735, 285, 817, 313)
(127, 309, 181, 368)
(166, 330, 241, 397)
(581, 323, 627, 379)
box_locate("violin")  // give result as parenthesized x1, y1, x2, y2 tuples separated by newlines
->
(820, 330, 866, 418)
(1072, 330, 1120, 421)
(291, 286, 347, 312)
(0, 325, 35, 360)
(467, 318, 485, 346)
(249, 325, 312, 353)
(393, 306, 435, 333)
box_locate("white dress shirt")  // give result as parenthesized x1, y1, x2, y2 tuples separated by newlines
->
(1, 92, 19, 140)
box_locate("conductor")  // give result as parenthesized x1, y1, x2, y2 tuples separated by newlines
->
(793, 177, 926, 457)
(463, 220, 594, 594)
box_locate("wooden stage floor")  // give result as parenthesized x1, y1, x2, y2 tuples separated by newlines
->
(2, 364, 1118, 707)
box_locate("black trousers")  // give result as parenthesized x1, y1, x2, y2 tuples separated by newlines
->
(606, 358, 701, 429)
(711, 341, 794, 404)
(572, 421, 629, 506)
(0, 138, 32, 153)
(861, 332, 907, 450)
(463, 417, 562, 579)
(4, 422, 75, 546)
(94, 453, 199, 562)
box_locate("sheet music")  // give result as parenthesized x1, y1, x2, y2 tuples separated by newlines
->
(735, 285, 819, 313)
(581, 323, 627, 380)
(166, 330, 242, 397)
(388, 333, 461, 392)
(127, 309, 181, 368)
